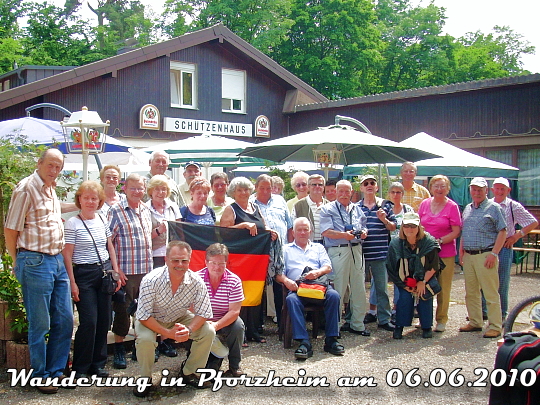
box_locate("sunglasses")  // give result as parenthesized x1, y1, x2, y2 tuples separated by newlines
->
(362, 181, 376, 186)
(295, 183, 307, 188)
(309, 183, 324, 187)
(402, 224, 418, 228)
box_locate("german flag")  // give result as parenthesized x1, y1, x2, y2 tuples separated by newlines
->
(168, 221, 271, 306)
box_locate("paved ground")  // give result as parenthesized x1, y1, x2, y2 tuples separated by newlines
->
(1, 263, 539, 405)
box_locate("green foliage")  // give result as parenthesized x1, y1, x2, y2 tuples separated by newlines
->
(0, 253, 28, 337)
(268, 166, 296, 200)
(0, 134, 45, 255)
(274, 0, 383, 99)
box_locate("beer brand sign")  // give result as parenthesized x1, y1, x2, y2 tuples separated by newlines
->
(139, 104, 160, 130)
(255, 115, 270, 138)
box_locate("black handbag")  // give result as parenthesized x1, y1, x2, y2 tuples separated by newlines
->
(420, 276, 442, 301)
(78, 215, 118, 295)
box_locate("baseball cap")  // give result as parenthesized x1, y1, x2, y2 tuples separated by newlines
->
(469, 177, 488, 188)
(402, 212, 420, 226)
(184, 161, 201, 171)
(359, 174, 377, 184)
(492, 177, 510, 188)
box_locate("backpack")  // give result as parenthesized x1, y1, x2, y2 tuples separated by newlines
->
(489, 331, 540, 405)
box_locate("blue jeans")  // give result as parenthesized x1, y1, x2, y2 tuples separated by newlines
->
(14, 251, 73, 378)
(481, 247, 513, 318)
(366, 259, 392, 324)
(395, 286, 433, 328)
(370, 283, 399, 308)
(286, 287, 340, 341)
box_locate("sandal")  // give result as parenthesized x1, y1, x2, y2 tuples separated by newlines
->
(323, 340, 345, 356)
(294, 343, 313, 360)
(247, 334, 267, 343)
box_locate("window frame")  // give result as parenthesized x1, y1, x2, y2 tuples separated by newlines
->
(170, 61, 197, 109)
(221, 68, 246, 114)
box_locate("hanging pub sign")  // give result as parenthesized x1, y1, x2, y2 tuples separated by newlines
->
(139, 104, 160, 130)
(255, 115, 270, 138)
(164, 117, 252, 137)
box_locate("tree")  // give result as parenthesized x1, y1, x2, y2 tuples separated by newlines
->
(453, 26, 535, 78)
(190, 0, 294, 53)
(373, 0, 452, 92)
(273, 0, 383, 99)
(22, 2, 103, 66)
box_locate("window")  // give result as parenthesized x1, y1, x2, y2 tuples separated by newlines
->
(170, 62, 197, 109)
(222, 69, 245, 113)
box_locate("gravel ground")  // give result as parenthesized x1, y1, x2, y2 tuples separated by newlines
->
(1, 264, 539, 405)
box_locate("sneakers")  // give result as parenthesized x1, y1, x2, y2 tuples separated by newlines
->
(483, 329, 501, 338)
(434, 323, 446, 332)
(113, 345, 127, 369)
(158, 339, 178, 357)
(364, 313, 377, 324)
(459, 323, 483, 332)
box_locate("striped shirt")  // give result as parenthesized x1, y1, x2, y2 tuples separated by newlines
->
(136, 266, 213, 323)
(108, 195, 153, 275)
(489, 197, 537, 237)
(196, 268, 244, 322)
(358, 198, 396, 261)
(5, 171, 64, 255)
(402, 182, 430, 212)
(462, 198, 506, 250)
(64, 214, 111, 264)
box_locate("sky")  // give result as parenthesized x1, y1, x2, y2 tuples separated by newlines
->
(50, 0, 539, 73)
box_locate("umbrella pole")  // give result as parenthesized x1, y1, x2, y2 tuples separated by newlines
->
(82, 150, 89, 181)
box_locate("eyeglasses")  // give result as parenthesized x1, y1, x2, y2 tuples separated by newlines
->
(363, 181, 376, 186)
(295, 183, 307, 188)
(128, 187, 145, 193)
(390, 191, 403, 194)
(105, 176, 119, 181)
(207, 261, 227, 267)
(402, 224, 418, 228)
(309, 183, 324, 187)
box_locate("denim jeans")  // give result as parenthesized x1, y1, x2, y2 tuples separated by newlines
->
(14, 251, 73, 378)
(395, 286, 433, 328)
(366, 259, 392, 325)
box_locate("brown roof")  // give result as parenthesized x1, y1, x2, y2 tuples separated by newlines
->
(294, 73, 540, 111)
(0, 24, 327, 110)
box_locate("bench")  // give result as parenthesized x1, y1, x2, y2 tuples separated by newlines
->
(512, 247, 540, 273)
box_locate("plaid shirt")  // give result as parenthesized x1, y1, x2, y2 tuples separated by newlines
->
(5, 171, 64, 255)
(137, 266, 213, 323)
(108, 195, 153, 275)
(402, 182, 430, 212)
(462, 198, 506, 250)
(489, 197, 537, 237)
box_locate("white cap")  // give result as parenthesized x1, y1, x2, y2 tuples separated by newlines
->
(470, 177, 488, 188)
(492, 177, 510, 188)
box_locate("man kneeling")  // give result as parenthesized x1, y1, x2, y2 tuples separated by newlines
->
(133, 241, 215, 397)
(277, 218, 344, 359)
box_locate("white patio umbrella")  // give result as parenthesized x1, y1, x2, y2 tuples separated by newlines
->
(143, 133, 274, 177)
(239, 124, 441, 179)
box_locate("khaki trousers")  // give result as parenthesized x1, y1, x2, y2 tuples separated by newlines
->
(463, 252, 502, 332)
(135, 313, 215, 377)
(435, 256, 455, 324)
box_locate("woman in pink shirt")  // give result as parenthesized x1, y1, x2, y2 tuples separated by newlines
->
(418, 175, 462, 333)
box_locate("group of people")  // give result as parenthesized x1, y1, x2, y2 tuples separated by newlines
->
(4, 149, 537, 397)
